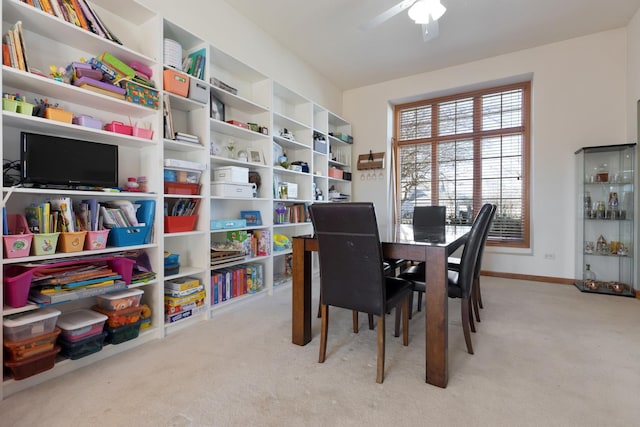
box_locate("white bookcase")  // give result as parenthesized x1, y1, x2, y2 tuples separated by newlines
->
(0, 0, 352, 399)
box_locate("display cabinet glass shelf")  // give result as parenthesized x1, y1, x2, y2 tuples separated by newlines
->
(575, 143, 636, 297)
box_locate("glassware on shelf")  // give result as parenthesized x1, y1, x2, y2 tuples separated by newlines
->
(596, 234, 608, 255)
(584, 240, 594, 254)
(596, 163, 609, 183)
(584, 191, 592, 217)
(583, 264, 598, 290)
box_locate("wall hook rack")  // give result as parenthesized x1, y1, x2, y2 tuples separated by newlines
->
(357, 150, 385, 170)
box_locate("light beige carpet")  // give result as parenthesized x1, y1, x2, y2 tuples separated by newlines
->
(1, 277, 639, 427)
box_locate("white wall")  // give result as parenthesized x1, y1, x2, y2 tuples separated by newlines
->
(137, 0, 342, 113)
(343, 29, 629, 280)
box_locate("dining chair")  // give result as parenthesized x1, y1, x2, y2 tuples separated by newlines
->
(309, 202, 414, 383)
(407, 205, 446, 314)
(447, 204, 497, 321)
(399, 203, 494, 354)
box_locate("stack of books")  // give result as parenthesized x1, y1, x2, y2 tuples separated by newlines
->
(18, 0, 121, 44)
(28, 263, 126, 305)
(164, 277, 206, 323)
(174, 132, 200, 144)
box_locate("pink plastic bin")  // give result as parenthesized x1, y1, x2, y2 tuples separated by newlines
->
(3, 215, 33, 259)
(2, 256, 136, 308)
(84, 229, 110, 250)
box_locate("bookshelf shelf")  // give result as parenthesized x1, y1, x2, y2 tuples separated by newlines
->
(0, 0, 352, 400)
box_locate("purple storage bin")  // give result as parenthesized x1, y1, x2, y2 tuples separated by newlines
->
(72, 115, 103, 130)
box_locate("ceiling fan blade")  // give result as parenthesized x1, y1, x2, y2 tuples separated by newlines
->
(359, 0, 417, 31)
(422, 19, 439, 42)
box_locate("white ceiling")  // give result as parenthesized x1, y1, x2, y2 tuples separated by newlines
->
(222, 0, 640, 91)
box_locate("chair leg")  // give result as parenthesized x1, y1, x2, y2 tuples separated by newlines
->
(417, 292, 422, 312)
(408, 292, 413, 320)
(402, 296, 409, 346)
(319, 304, 329, 363)
(368, 314, 374, 330)
(472, 277, 481, 323)
(468, 297, 476, 333)
(376, 314, 385, 383)
(394, 306, 401, 338)
(353, 311, 358, 333)
(477, 277, 484, 309)
(317, 289, 322, 318)
(461, 298, 474, 355)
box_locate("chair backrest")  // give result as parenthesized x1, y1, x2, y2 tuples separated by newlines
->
(472, 204, 497, 279)
(309, 203, 387, 316)
(413, 206, 446, 242)
(457, 203, 494, 298)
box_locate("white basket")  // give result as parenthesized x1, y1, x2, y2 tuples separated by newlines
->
(164, 38, 183, 70)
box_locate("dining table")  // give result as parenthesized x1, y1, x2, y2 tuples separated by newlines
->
(291, 224, 469, 388)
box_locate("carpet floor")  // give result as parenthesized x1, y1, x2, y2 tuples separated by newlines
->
(1, 277, 639, 426)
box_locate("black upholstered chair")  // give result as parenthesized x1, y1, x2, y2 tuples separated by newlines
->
(448, 204, 497, 321)
(309, 203, 414, 383)
(399, 203, 494, 354)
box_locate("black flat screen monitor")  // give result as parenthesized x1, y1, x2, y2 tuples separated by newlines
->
(20, 132, 118, 189)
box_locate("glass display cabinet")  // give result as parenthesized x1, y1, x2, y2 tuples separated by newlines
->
(575, 143, 636, 297)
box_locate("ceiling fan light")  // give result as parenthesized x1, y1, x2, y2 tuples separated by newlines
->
(429, 0, 446, 21)
(408, 0, 447, 24)
(407, 1, 431, 24)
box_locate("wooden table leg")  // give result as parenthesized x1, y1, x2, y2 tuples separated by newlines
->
(424, 246, 448, 387)
(292, 237, 312, 345)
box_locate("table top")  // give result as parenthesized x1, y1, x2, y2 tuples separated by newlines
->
(392, 224, 470, 247)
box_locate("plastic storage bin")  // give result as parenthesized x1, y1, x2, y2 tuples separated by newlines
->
(163, 69, 189, 97)
(3, 308, 61, 341)
(104, 320, 142, 345)
(3, 214, 33, 258)
(132, 126, 154, 139)
(56, 309, 108, 342)
(57, 231, 87, 253)
(164, 253, 180, 275)
(3, 98, 18, 112)
(31, 232, 60, 256)
(17, 101, 34, 115)
(58, 331, 107, 360)
(106, 200, 155, 247)
(95, 288, 144, 310)
(164, 215, 198, 233)
(164, 182, 201, 195)
(4, 345, 60, 380)
(104, 121, 133, 135)
(92, 305, 143, 328)
(84, 229, 110, 250)
(72, 115, 102, 129)
(44, 107, 73, 123)
(3, 327, 61, 362)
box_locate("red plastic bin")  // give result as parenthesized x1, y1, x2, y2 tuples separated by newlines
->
(164, 215, 197, 233)
(4, 345, 60, 380)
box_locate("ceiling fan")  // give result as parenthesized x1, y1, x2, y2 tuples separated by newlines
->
(360, 0, 446, 42)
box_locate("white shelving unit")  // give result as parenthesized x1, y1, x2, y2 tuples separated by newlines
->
(161, 19, 210, 333)
(0, 0, 353, 399)
(1, 0, 163, 398)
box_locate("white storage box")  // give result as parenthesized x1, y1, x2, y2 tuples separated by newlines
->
(212, 166, 249, 183)
(189, 79, 209, 103)
(95, 288, 144, 311)
(3, 308, 61, 341)
(164, 159, 207, 171)
(211, 182, 255, 198)
(56, 309, 108, 342)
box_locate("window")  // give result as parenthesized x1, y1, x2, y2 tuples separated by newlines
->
(395, 82, 530, 247)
